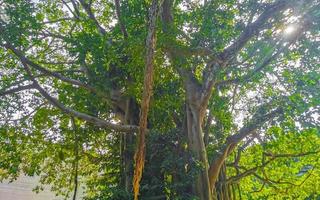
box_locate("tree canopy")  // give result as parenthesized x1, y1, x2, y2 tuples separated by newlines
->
(0, 0, 319, 199)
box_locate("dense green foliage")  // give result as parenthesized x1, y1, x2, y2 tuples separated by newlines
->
(0, 0, 319, 199)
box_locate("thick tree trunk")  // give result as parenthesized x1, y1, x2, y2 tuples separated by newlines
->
(186, 103, 212, 200)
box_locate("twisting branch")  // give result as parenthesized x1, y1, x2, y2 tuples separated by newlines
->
(133, 0, 159, 199)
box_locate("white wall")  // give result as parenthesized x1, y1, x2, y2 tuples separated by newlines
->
(0, 176, 62, 200)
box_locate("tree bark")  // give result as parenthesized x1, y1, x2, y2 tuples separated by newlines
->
(185, 82, 212, 200)
(186, 102, 212, 200)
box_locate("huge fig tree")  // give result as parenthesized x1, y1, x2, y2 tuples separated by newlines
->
(0, 0, 319, 199)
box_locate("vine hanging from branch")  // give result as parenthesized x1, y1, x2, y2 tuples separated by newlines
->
(133, 0, 160, 199)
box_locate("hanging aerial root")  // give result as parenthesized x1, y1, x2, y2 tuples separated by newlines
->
(132, 0, 160, 199)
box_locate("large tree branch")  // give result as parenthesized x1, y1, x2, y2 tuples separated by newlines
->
(215, 44, 285, 88)
(161, 0, 210, 110)
(216, 18, 313, 88)
(208, 105, 283, 190)
(34, 81, 138, 132)
(16, 57, 138, 132)
(219, 0, 310, 62)
(4, 43, 111, 101)
(0, 22, 136, 132)
(202, 0, 312, 100)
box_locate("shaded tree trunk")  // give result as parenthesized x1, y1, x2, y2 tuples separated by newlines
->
(185, 95, 212, 200)
(120, 98, 139, 193)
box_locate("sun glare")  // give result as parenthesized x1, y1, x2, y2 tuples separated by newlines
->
(284, 25, 296, 35)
